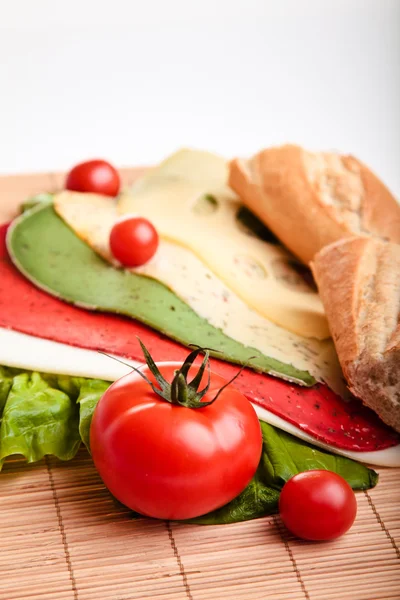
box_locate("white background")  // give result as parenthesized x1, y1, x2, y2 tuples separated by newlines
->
(1, 0, 399, 197)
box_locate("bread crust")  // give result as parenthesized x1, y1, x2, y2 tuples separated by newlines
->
(311, 237, 400, 432)
(229, 145, 400, 265)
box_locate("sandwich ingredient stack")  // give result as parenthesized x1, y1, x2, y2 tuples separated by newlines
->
(0, 148, 399, 530)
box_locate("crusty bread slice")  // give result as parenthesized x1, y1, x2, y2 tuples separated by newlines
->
(311, 237, 400, 432)
(229, 145, 400, 265)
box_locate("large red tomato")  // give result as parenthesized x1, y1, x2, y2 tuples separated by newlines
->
(279, 470, 357, 540)
(65, 159, 120, 197)
(90, 349, 262, 520)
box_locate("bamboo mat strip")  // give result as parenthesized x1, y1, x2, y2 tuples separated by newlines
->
(1, 169, 400, 600)
(367, 469, 400, 552)
(1, 458, 76, 600)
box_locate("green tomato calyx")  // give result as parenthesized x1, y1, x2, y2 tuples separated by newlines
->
(130, 339, 245, 409)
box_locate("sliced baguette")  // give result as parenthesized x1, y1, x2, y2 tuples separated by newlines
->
(229, 144, 400, 265)
(311, 237, 400, 432)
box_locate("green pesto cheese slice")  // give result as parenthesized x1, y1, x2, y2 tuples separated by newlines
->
(7, 204, 315, 385)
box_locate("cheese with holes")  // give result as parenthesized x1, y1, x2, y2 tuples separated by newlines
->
(54, 191, 344, 394)
(118, 149, 329, 339)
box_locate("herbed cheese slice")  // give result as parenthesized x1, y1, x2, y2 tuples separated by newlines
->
(118, 149, 329, 340)
(54, 191, 344, 396)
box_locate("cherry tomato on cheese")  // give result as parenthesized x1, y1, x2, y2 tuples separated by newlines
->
(90, 345, 263, 520)
(110, 217, 159, 266)
(279, 470, 357, 541)
(65, 159, 120, 197)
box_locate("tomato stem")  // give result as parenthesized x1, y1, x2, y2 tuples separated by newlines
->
(99, 340, 249, 408)
(132, 339, 245, 408)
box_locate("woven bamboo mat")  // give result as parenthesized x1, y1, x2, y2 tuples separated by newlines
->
(1, 170, 400, 600)
(1, 451, 400, 600)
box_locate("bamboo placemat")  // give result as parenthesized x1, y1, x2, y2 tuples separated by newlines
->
(0, 169, 399, 600)
(1, 451, 400, 600)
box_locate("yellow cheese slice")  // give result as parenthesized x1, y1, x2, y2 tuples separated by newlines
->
(118, 149, 329, 339)
(54, 191, 344, 396)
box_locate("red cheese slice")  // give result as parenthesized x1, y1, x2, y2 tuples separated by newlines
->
(0, 224, 398, 451)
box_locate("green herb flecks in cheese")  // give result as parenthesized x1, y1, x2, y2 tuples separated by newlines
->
(54, 191, 346, 396)
(118, 149, 329, 340)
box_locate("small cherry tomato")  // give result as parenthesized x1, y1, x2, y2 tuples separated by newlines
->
(110, 217, 159, 267)
(279, 470, 357, 541)
(65, 159, 120, 197)
(90, 345, 262, 520)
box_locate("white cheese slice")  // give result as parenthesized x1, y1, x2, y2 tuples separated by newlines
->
(1, 327, 398, 467)
(0, 327, 136, 381)
(54, 191, 346, 396)
(118, 149, 329, 340)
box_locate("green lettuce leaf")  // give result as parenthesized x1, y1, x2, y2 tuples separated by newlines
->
(0, 367, 108, 465)
(77, 379, 110, 450)
(0, 371, 81, 464)
(0, 366, 21, 417)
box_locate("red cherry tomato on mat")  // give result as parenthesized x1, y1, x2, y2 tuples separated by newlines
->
(110, 217, 159, 267)
(279, 470, 357, 541)
(65, 159, 120, 197)
(91, 350, 262, 520)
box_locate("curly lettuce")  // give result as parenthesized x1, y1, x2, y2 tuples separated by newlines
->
(0, 371, 80, 464)
(0, 368, 107, 465)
